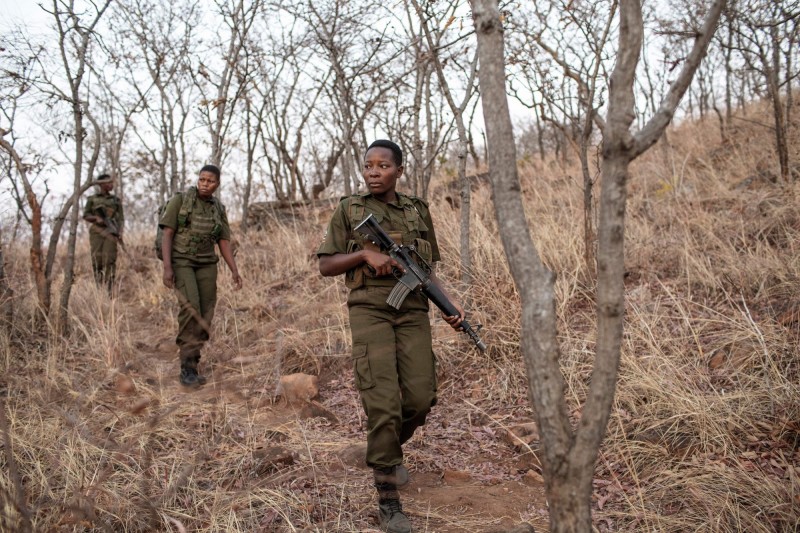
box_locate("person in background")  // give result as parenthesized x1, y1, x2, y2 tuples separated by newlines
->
(83, 174, 124, 293)
(159, 164, 242, 387)
(317, 140, 464, 533)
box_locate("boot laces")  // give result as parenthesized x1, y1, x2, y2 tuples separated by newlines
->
(383, 498, 404, 515)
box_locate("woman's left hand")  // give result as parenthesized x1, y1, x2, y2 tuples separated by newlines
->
(441, 303, 465, 331)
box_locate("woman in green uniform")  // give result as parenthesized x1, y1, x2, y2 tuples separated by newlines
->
(83, 174, 124, 292)
(317, 140, 464, 533)
(160, 164, 242, 386)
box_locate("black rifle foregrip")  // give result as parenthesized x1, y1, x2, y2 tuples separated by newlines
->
(423, 282, 487, 352)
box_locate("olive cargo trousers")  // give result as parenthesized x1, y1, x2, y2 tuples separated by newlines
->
(174, 263, 218, 364)
(347, 286, 437, 468)
(89, 230, 118, 290)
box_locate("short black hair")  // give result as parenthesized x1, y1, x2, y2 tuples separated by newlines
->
(97, 173, 112, 183)
(367, 139, 403, 166)
(199, 164, 221, 180)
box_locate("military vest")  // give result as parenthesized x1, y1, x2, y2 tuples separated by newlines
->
(88, 194, 122, 233)
(343, 193, 433, 289)
(90, 194, 121, 217)
(172, 187, 225, 257)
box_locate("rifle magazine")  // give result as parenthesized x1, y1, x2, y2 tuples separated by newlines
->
(386, 282, 412, 310)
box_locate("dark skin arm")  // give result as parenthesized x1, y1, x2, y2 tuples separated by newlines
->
(218, 239, 243, 290)
(161, 231, 243, 291)
(161, 227, 176, 288)
(83, 214, 105, 225)
(319, 252, 465, 330)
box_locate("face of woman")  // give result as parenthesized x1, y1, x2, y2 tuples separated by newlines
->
(362, 147, 402, 200)
(197, 170, 220, 199)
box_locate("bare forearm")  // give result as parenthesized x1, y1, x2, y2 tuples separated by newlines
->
(161, 227, 175, 269)
(318, 251, 366, 277)
(218, 239, 239, 275)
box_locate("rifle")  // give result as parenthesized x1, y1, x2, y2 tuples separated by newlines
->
(94, 206, 123, 244)
(355, 213, 487, 352)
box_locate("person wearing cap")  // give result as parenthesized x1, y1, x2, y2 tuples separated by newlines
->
(317, 140, 465, 533)
(83, 174, 124, 292)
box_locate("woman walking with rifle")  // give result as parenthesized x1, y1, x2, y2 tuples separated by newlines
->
(317, 140, 465, 533)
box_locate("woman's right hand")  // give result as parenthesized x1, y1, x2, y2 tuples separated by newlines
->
(162, 266, 175, 289)
(363, 249, 402, 277)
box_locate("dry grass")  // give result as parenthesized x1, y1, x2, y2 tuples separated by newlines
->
(0, 101, 799, 532)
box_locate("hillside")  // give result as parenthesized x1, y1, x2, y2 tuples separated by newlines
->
(0, 102, 798, 532)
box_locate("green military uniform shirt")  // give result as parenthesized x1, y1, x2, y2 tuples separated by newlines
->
(317, 191, 441, 271)
(159, 193, 231, 266)
(84, 192, 124, 235)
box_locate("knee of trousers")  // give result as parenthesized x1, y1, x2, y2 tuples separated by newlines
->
(402, 391, 436, 419)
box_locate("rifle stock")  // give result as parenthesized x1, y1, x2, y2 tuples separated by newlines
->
(355, 213, 487, 352)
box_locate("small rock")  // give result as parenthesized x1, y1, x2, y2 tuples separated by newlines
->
(503, 421, 539, 450)
(443, 470, 471, 483)
(252, 445, 296, 475)
(129, 398, 150, 415)
(337, 443, 368, 468)
(522, 469, 544, 486)
(277, 373, 319, 404)
(264, 430, 289, 442)
(114, 374, 136, 394)
(299, 400, 339, 423)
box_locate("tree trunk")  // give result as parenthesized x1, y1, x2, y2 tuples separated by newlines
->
(0, 236, 13, 335)
(57, 106, 87, 332)
(470, 1, 579, 530)
(471, 0, 723, 529)
(0, 138, 48, 314)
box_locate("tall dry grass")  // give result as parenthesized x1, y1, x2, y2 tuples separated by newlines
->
(0, 101, 798, 532)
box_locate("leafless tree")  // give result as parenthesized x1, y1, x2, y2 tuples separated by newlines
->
(45, 0, 112, 330)
(4, 1, 113, 328)
(253, 14, 329, 202)
(730, 0, 799, 183)
(116, 0, 200, 201)
(0, 236, 12, 335)
(195, 0, 263, 168)
(411, 0, 480, 291)
(470, 0, 724, 531)
(507, 0, 618, 275)
(287, 0, 407, 195)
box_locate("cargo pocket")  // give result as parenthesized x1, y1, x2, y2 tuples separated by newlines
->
(413, 238, 433, 264)
(352, 344, 375, 390)
(345, 239, 365, 289)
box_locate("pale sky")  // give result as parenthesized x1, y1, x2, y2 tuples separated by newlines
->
(0, 1, 51, 32)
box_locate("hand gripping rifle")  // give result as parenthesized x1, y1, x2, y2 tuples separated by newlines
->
(94, 207, 125, 249)
(355, 213, 487, 352)
(94, 206, 121, 237)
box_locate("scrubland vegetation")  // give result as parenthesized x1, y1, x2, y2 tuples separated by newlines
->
(1, 103, 798, 532)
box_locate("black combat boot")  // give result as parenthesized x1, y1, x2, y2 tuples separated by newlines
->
(375, 468, 412, 533)
(378, 497, 412, 533)
(179, 358, 207, 387)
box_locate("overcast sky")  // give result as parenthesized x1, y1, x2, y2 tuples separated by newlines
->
(0, 1, 50, 32)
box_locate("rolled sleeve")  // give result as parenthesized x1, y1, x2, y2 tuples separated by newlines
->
(316, 201, 350, 256)
(158, 195, 182, 230)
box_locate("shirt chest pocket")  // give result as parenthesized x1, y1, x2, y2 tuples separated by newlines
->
(399, 205, 428, 242)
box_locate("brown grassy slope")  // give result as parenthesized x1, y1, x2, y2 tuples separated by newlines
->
(0, 100, 798, 532)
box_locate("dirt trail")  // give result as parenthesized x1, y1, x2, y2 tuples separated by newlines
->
(116, 283, 548, 532)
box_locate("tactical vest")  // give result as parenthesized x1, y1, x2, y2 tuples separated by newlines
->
(91, 194, 121, 217)
(343, 193, 433, 289)
(172, 187, 225, 256)
(89, 194, 121, 232)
